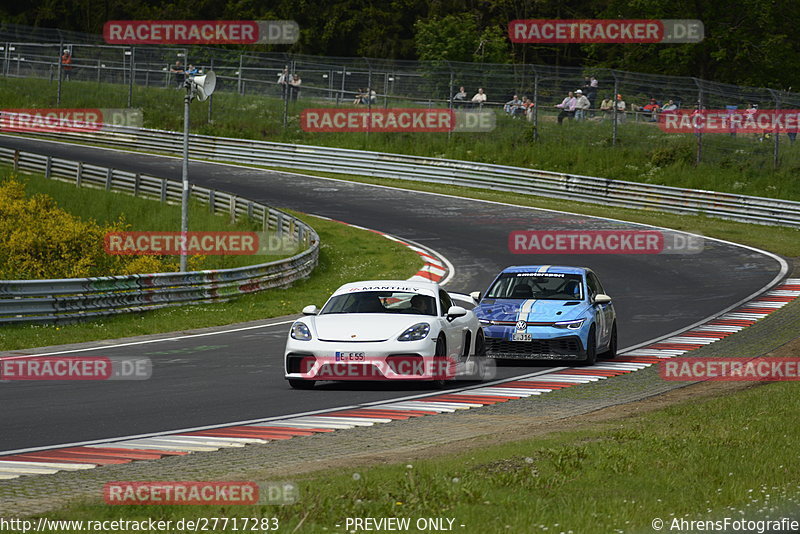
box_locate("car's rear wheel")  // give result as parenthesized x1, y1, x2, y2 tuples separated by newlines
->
(599, 322, 617, 360)
(288, 379, 315, 390)
(433, 336, 449, 388)
(581, 325, 597, 366)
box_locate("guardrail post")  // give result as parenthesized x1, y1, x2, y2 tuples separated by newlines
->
(247, 201, 254, 221)
(209, 189, 216, 213)
(105, 168, 113, 190)
(45, 156, 52, 179)
(277, 212, 284, 237)
(133, 173, 140, 196)
(160, 178, 167, 203)
(76, 161, 83, 187)
(13, 149, 19, 172)
(230, 195, 237, 223)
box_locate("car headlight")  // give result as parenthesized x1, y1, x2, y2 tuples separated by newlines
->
(290, 322, 312, 340)
(398, 322, 430, 341)
(554, 319, 585, 330)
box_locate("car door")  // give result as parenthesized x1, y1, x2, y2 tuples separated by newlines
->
(439, 289, 469, 359)
(587, 272, 612, 346)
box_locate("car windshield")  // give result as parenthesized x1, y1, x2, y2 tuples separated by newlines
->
(486, 273, 584, 300)
(320, 291, 437, 316)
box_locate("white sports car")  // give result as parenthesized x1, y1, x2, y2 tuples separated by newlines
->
(283, 280, 487, 389)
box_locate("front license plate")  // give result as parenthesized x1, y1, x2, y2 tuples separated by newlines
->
(335, 351, 365, 361)
(512, 333, 532, 342)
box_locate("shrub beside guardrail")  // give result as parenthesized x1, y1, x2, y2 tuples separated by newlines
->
(0, 147, 319, 324)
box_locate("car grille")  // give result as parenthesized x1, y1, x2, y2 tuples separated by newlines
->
(485, 336, 582, 359)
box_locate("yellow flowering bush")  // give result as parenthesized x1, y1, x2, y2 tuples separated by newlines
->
(0, 177, 201, 280)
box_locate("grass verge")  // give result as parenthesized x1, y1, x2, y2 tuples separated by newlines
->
(29, 380, 800, 533)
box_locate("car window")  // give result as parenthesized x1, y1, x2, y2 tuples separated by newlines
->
(586, 273, 601, 299)
(589, 272, 606, 295)
(485, 273, 583, 300)
(321, 291, 437, 316)
(438, 289, 453, 315)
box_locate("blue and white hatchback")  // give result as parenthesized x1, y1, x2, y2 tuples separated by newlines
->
(471, 266, 617, 365)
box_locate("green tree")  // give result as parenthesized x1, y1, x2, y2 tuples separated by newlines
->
(414, 14, 510, 64)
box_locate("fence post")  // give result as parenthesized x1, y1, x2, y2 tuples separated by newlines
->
(339, 65, 346, 105)
(207, 58, 214, 123)
(533, 72, 539, 142)
(127, 46, 134, 108)
(694, 79, 703, 165)
(772, 89, 781, 169)
(612, 74, 619, 146)
(237, 54, 243, 95)
(56, 42, 63, 106)
(447, 64, 454, 141)
(365, 57, 372, 139)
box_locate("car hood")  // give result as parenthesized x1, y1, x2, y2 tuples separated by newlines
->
(311, 314, 431, 342)
(475, 299, 588, 323)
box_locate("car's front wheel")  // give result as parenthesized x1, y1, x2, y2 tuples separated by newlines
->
(599, 322, 617, 360)
(581, 325, 597, 366)
(433, 336, 449, 388)
(288, 379, 315, 390)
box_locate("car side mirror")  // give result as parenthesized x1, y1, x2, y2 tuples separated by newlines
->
(593, 294, 612, 304)
(446, 305, 467, 321)
(302, 305, 319, 315)
(469, 291, 481, 302)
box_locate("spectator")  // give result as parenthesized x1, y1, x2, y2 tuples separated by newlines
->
(642, 98, 661, 121)
(185, 64, 199, 77)
(353, 88, 367, 105)
(366, 87, 377, 105)
(169, 60, 185, 88)
(290, 74, 302, 101)
(60, 49, 73, 81)
(522, 96, 535, 121)
(614, 94, 626, 123)
(587, 76, 599, 115)
(452, 86, 467, 107)
(471, 88, 487, 108)
(661, 99, 678, 112)
(600, 96, 614, 120)
(555, 91, 577, 125)
(277, 66, 290, 99)
(504, 94, 523, 116)
(574, 89, 590, 121)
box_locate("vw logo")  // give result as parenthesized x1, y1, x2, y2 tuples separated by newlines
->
(515, 320, 527, 331)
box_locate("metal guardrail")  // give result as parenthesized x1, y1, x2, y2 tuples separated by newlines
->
(0, 147, 320, 324)
(14, 124, 800, 228)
